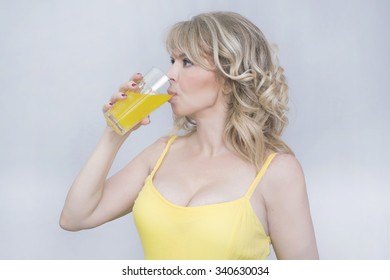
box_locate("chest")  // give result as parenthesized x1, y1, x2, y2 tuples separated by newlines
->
(152, 152, 257, 207)
(133, 180, 271, 259)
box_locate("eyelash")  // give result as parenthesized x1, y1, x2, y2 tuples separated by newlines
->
(170, 57, 193, 67)
(183, 58, 193, 67)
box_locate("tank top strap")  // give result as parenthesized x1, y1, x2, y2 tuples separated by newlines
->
(245, 153, 277, 199)
(150, 135, 178, 176)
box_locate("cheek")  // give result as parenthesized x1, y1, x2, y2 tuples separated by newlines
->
(181, 71, 219, 97)
(180, 71, 199, 93)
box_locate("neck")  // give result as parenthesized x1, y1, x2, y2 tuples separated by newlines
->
(190, 112, 230, 157)
(186, 90, 232, 157)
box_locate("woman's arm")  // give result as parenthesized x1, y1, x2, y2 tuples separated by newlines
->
(264, 154, 319, 259)
(60, 75, 159, 231)
(59, 126, 156, 231)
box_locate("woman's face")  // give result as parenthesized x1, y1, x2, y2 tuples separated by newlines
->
(166, 51, 224, 118)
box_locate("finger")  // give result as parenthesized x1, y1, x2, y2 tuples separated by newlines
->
(131, 72, 143, 82)
(109, 91, 127, 104)
(119, 81, 139, 93)
(119, 73, 143, 92)
(102, 101, 113, 113)
(140, 115, 150, 125)
(129, 116, 150, 131)
(103, 73, 144, 114)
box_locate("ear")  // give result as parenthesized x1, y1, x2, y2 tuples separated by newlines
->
(221, 78, 233, 95)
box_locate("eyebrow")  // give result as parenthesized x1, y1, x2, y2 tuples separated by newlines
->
(171, 52, 187, 59)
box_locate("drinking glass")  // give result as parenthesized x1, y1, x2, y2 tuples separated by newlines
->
(104, 67, 170, 135)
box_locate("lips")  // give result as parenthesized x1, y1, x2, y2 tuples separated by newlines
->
(167, 90, 177, 103)
(168, 89, 177, 96)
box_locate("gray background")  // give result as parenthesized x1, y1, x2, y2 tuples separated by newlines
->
(0, 0, 389, 259)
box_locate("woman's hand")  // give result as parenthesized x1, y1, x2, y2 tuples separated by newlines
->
(103, 73, 151, 132)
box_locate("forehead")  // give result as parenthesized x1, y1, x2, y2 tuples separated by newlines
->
(170, 50, 187, 59)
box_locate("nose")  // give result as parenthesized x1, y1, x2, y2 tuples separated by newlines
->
(166, 64, 177, 83)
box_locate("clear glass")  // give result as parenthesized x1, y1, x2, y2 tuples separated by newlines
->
(104, 67, 170, 135)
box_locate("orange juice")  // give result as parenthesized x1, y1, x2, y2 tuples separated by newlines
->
(105, 91, 171, 135)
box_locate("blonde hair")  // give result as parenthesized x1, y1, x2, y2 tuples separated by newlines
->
(166, 12, 293, 169)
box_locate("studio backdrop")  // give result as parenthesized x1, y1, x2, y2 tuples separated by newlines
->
(0, 0, 389, 259)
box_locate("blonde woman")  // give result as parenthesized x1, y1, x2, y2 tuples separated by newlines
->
(60, 12, 319, 260)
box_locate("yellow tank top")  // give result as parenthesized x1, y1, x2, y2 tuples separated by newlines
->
(133, 136, 276, 260)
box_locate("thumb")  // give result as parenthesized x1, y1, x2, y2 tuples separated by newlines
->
(140, 116, 151, 125)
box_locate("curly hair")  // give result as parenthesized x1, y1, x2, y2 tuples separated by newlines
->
(166, 12, 293, 169)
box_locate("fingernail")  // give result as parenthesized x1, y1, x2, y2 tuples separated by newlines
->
(131, 83, 137, 87)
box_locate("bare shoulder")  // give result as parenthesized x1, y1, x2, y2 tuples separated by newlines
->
(262, 153, 306, 199)
(146, 135, 172, 152)
(138, 136, 173, 169)
(262, 153, 319, 259)
(140, 135, 171, 157)
(267, 153, 305, 180)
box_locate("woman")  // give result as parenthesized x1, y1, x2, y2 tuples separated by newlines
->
(60, 11, 319, 260)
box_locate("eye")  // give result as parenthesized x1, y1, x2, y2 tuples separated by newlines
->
(183, 58, 193, 67)
(170, 57, 175, 65)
